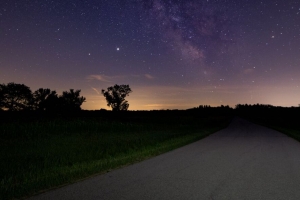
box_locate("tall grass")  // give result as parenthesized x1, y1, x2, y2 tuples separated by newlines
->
(0, 112, 232, 199)
(240, 110, 300, 142)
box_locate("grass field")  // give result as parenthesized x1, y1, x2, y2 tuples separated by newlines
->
(248, 118, 300, 142)
(239, 108, 300, 142)
(0, 111, 232, 200)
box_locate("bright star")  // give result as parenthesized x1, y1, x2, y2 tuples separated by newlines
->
(116, 47, 120, 51)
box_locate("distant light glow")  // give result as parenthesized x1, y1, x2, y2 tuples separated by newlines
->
(1, 0, 299, 110)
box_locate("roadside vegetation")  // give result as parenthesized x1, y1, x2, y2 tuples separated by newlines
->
(0, 110, 233, 199)
(236, 104, 300, 141)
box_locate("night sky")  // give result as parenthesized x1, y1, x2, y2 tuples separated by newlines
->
(1, 0, 300, 110)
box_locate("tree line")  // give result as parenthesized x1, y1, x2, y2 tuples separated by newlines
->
(1, 82, 298, 113)
(0, 82, 133, 112)
(0, 82, 86, 111)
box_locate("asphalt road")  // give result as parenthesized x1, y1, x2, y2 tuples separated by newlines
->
(28, 118, 300, 200)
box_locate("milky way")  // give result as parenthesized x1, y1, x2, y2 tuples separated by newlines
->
(1, 0, 300, 109)
(137, 0, 300, 80)
(141, 0, 238, 63)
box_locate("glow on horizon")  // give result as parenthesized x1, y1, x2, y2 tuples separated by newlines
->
(1, 1, 300, 109)
(80, 84, 300, 110)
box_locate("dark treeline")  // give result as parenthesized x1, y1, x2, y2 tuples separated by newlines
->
(3, 102, 299, 130)
(234, 103, 300, 127)
(189, 104, 299, 127)
(235, 103, 300, 114)
(231, 104, 299, 133)
(1, 82, 299, 122)
(0, 82, 86, 112)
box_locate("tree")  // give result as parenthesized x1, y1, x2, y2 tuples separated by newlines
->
(32, 88, 59, 111)
(0, 82, 33, 111)
(102, 84, 132, 111)
(59, 89, 86, 111)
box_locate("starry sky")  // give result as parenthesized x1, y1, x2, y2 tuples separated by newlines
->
(1, 0, 300, 110)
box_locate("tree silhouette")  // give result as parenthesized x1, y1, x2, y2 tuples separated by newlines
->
(59, 89, 86, 111)
(33, 88, 59, 111)
(0, 82, 87, 112)
(102, 84, 132, 111)
(0, 82, 33, 111)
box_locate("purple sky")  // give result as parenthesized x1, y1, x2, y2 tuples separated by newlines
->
(1, 0, 300, 110)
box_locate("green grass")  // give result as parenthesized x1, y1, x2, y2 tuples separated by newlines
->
(255, 123, 300, 142)
(270, 126, 300, 142)
(240, 114, 300, 142)
(0, 112, 232, 199)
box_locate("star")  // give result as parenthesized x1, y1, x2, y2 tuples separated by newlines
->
(2, 0, 300, 110)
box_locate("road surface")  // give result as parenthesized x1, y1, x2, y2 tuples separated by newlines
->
(28, 118, 300, 200)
